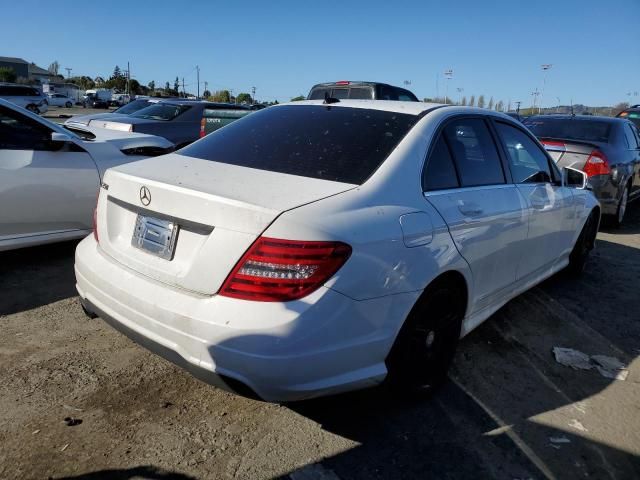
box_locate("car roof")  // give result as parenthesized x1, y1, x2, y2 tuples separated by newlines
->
(525, 114, 628, 124)
(277, 99, 442, 115)
(310, 81, 403, 88)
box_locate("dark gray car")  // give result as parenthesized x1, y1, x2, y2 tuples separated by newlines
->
(524, 115, 640, 225)
(84, 100, 250, 148)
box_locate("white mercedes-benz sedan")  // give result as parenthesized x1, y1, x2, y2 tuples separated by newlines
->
(0, 99, 175, 251)
(75, 100, 600, 402)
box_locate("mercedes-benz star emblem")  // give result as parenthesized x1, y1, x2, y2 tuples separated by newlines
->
(139, 186, 151, 206)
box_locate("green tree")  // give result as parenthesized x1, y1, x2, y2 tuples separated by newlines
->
(174, 77, 180, 95)
(165, 81, 171, 92)
(203, 89, 211, 98)
(0, 67, 17, 83)
(488, 96, 494, 110)
(290, 95, 306, 101)
(477, 95, 486, 108)
(148, 80, 155, 91)
(236, 92, 253, 104)
(128, 79, 141, 95)
(613, 102, 629, 115)
(460, 96, 467, 106)
(211, 90, 231, 103)
(495, 100, 504, 112)
(112, 65, 122, 78)
(468, 95, 475, 107)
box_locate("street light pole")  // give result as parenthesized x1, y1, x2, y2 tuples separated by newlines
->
(196, 65, 200, 99)
(456, 87, 464, 105)
(444, 69, 453, 104)
(540, 64, 552, 114)
(252, 86, 256, 104)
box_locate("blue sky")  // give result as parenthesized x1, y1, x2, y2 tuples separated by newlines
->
(5, 0, 639, 106)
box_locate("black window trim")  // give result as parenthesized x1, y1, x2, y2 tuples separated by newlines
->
(421, 114, 511, 192)
(490, 117, 562, 186)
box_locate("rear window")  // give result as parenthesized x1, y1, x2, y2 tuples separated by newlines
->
(308, 88, 330, 100)
(131, 103, 191, 121)
(180, 105, 418, 184)
(113, 99, 152, 114)
(524, 118, 612, 143)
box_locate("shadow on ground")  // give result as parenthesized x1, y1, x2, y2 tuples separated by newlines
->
(53, 465, 196, 480)
(0, 240, 79, 316)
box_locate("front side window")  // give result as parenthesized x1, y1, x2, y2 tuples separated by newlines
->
(443, 118, 505, 187)
(422, 135, 459, 191)
(496, 122, 552, 183)
(180, 105, 418, 184)
(0, 106, 52, 150)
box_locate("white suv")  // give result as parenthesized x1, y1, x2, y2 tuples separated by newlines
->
(0, 84, 48, 114)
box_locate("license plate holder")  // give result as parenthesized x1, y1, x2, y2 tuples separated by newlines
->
(131, 214, 179, 260)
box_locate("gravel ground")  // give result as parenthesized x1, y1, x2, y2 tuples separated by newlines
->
(1, 204, 639, 480)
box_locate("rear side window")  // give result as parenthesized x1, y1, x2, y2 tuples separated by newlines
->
(180, 105, 418, 184)
(495, 122, 552, 183)
(623, 124, 638, 149)
(131, 103, 191, 121)
(423, 135, 459, 191)
(349, 88, 373, 100)
(524, 118, 612, 143)
(308, 88, 329, 100)
(443, 118, 505, 187)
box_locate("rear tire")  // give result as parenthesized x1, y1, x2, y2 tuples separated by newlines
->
(26, 104, 38, 113)
(567, 210, 598, 275)
(385, 279, 464, 395)
(65, 101, 72, 108)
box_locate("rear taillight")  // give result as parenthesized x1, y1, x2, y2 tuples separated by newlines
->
(220, 237, 352, 301)
(199, 118, 206, 138)
(583, 149, 611, 177)
(335, 80, 350, 85)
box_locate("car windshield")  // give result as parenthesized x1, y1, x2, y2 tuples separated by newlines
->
(113, 99, 152, 114)
(179, 105, 418, 184)
(524, 117, 612, 143)
(131, 103, 191, 121)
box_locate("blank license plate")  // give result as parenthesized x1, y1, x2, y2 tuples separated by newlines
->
(131, 214, 179, 260)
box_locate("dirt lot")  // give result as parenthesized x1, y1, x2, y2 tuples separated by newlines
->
(1, 205, 639, 480)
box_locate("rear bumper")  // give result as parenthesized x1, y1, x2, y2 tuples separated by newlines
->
(75, 236, 419, 402)
(589, 175, 622, 215)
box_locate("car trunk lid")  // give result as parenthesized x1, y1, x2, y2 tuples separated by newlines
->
(97, 153, 355, 295)
(540, 137, 605, 171)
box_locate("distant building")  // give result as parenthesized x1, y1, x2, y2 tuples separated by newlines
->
(0, 56, 29, 79)
(94, 76, 105, 86)
(28, 63, 59, 83)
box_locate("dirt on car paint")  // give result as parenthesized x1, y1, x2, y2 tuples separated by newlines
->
(1, 204, 639, 479)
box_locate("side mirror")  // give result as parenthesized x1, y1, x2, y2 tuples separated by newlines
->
(563, 166, 588, 189)
(51, 132, 73, 143)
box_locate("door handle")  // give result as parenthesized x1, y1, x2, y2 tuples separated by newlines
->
(458, 203, 483, 216)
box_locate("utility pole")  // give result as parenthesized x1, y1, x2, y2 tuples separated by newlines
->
(531, 89, 540, 111)
(514, 101, 521, 115)
(126, 61, 130, 96)
(540, 64, 552, 114)
(196, 65, 200, 99)
(65, 67, 72, 78)
(251, 86, 256, 104)
(204, 81, 208, 97)
(456, 87, 464, 105)
(182, 77, 185, 98)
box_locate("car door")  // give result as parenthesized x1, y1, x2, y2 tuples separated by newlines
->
(0, 105, 99, 241)
(492, 120, 576, 279)
(623, 122, 640, 197)
(423, 116, 528, 312)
